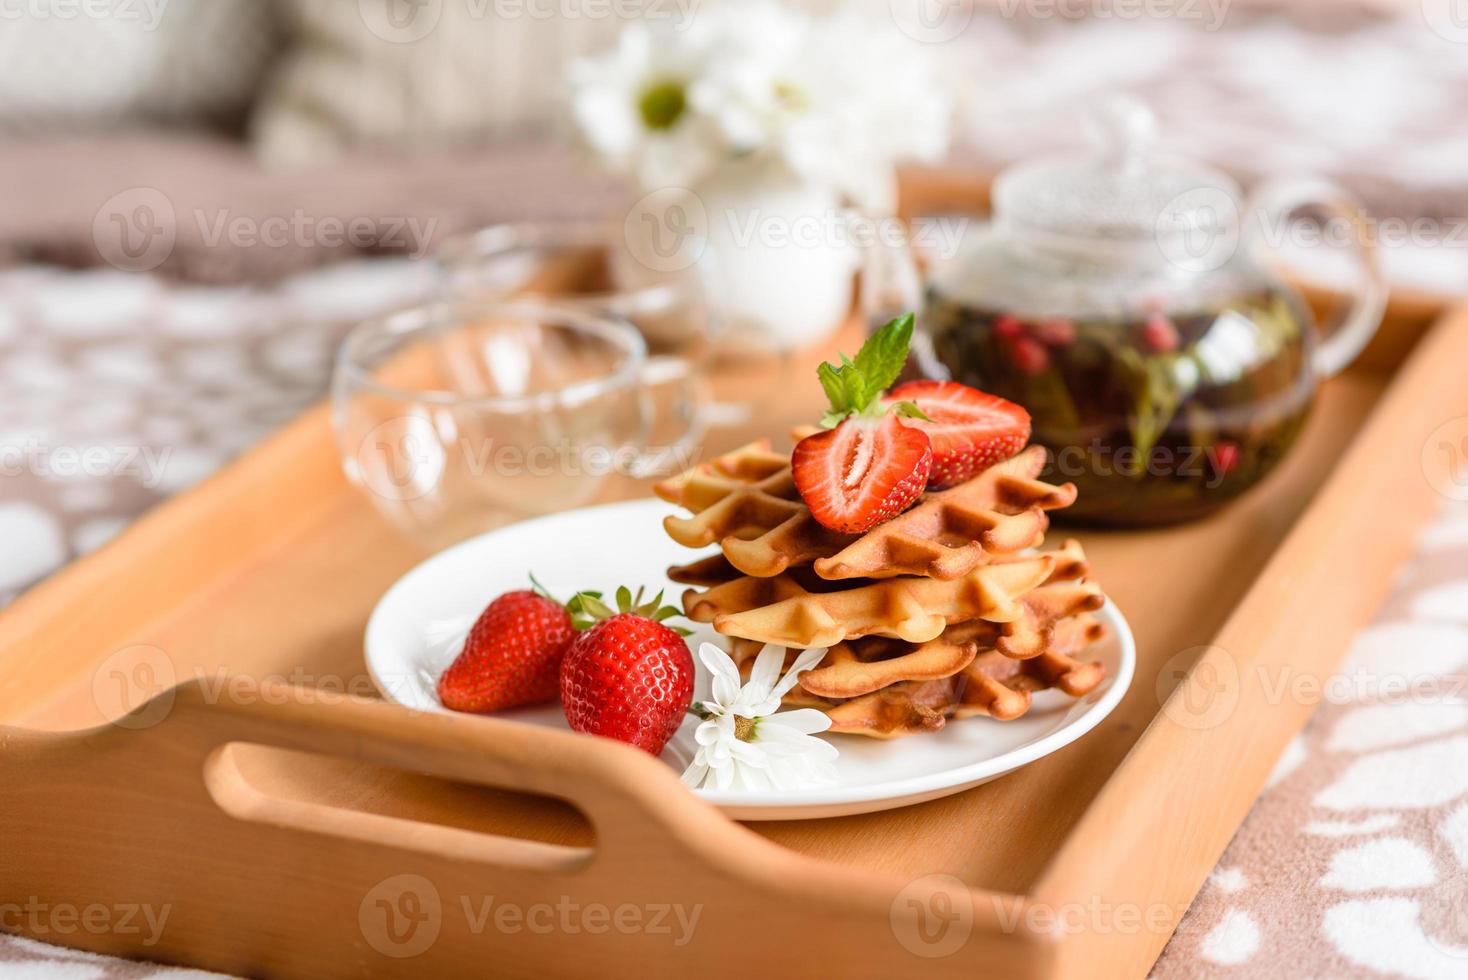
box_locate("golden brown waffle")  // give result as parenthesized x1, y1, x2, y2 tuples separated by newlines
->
(953, 614, 1107, 721)
(776, 612, 1108, 736)
(812, 446, 1077, 581)
(955, 540, 1105, 659)
(657, 442, 1077, 581)
(654, 439, 855, 576)
(685, 553, 1055, 649)
(798, 632, 977, 699)
(819, 679, 957, 739)
(665, 552, 743, 588)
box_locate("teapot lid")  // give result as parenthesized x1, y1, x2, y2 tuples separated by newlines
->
(992, 97, 1242, 264)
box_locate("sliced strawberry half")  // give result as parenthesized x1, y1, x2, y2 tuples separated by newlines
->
(883, 380, 1031, 488)
(792, 413, 933, 534)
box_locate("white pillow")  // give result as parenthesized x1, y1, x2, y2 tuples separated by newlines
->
(0, 0, 278, 129)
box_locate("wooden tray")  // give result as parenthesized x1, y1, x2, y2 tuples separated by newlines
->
(3, 244, 1465, 977)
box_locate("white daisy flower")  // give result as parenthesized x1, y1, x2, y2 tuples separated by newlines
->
(568, 21, 723, 190)
(567, 4, 952, 207)
(681, 642, 839, 792)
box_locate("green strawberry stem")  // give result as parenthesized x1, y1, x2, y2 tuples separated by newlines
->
(565, 582, 692, 636)
(816, 312, 930, 428)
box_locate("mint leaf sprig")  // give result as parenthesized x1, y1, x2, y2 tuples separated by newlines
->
(816, 313, 930, 428)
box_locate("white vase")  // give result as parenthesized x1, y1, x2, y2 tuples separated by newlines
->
(616, 157, 861, 352)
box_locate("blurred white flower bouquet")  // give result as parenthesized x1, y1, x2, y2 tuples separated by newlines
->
(569, 2, 951, 213)
(569, 2, 951, 348)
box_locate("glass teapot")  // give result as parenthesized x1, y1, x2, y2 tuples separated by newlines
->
(871, 99, 1387, 525)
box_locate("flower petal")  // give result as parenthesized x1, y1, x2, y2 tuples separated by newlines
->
(680, 759, 709, 788)
(699, 642, 741, 707)
(736, 762, 772, 792)
(774, 647, 829, 699)
(747, 644, 785, 700)
(763, 708, 834, 735)
(694, 719, 725, 746)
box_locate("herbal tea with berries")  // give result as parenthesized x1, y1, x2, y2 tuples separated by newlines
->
(919, 287, 1315, 524)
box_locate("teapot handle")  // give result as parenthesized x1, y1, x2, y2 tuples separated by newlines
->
(1244, 177, 1388, 379)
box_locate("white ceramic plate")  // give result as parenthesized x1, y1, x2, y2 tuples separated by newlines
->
(365, 498, 1135, 820)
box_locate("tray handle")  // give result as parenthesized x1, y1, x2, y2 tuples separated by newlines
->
(99, 678, 760, 875)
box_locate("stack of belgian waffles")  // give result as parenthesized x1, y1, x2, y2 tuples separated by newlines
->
(654, 438, 1110, 738)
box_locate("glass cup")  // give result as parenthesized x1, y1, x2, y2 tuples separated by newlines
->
(332, 301, 706, 551)
(437, 219, 795, 430)
(437, 220, 728, 436)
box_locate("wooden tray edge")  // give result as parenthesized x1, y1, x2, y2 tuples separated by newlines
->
(1031, 304, 1468, 977)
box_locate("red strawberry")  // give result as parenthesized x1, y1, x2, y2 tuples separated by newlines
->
(793, 413, 932, 533)
(1006, 336, 1050, 375)
(437, 589, 575, 713)
(1031, 315, 1077, 347)
(560, 589, 694, 755)
(884, 380, 1031, 488)
(793, 313, 935, 534)
(1142, 312, 1180, 353)
(993, 314, 1025, 341)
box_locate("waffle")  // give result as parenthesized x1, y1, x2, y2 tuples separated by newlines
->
(798, 613, 1109, 736)
(656, 441, 1077, 581)
(812, 446, 1077, 580)
(798, 631, 978, 699)
(962, 540, 1106, 659)
(654, 439, 854, 576)
(953, 614, 1108, 721)
(684, 553, 1055, 649)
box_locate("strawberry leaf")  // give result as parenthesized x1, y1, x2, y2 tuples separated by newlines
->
(566, 590, 615, 630)
(569, 583, 692, 634)
(528, 571, 557, 603)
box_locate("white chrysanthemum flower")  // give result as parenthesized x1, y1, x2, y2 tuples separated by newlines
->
(567, 4, 952, 206)
(681, 642, 839, 792)
(568, 21, 725, 190)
